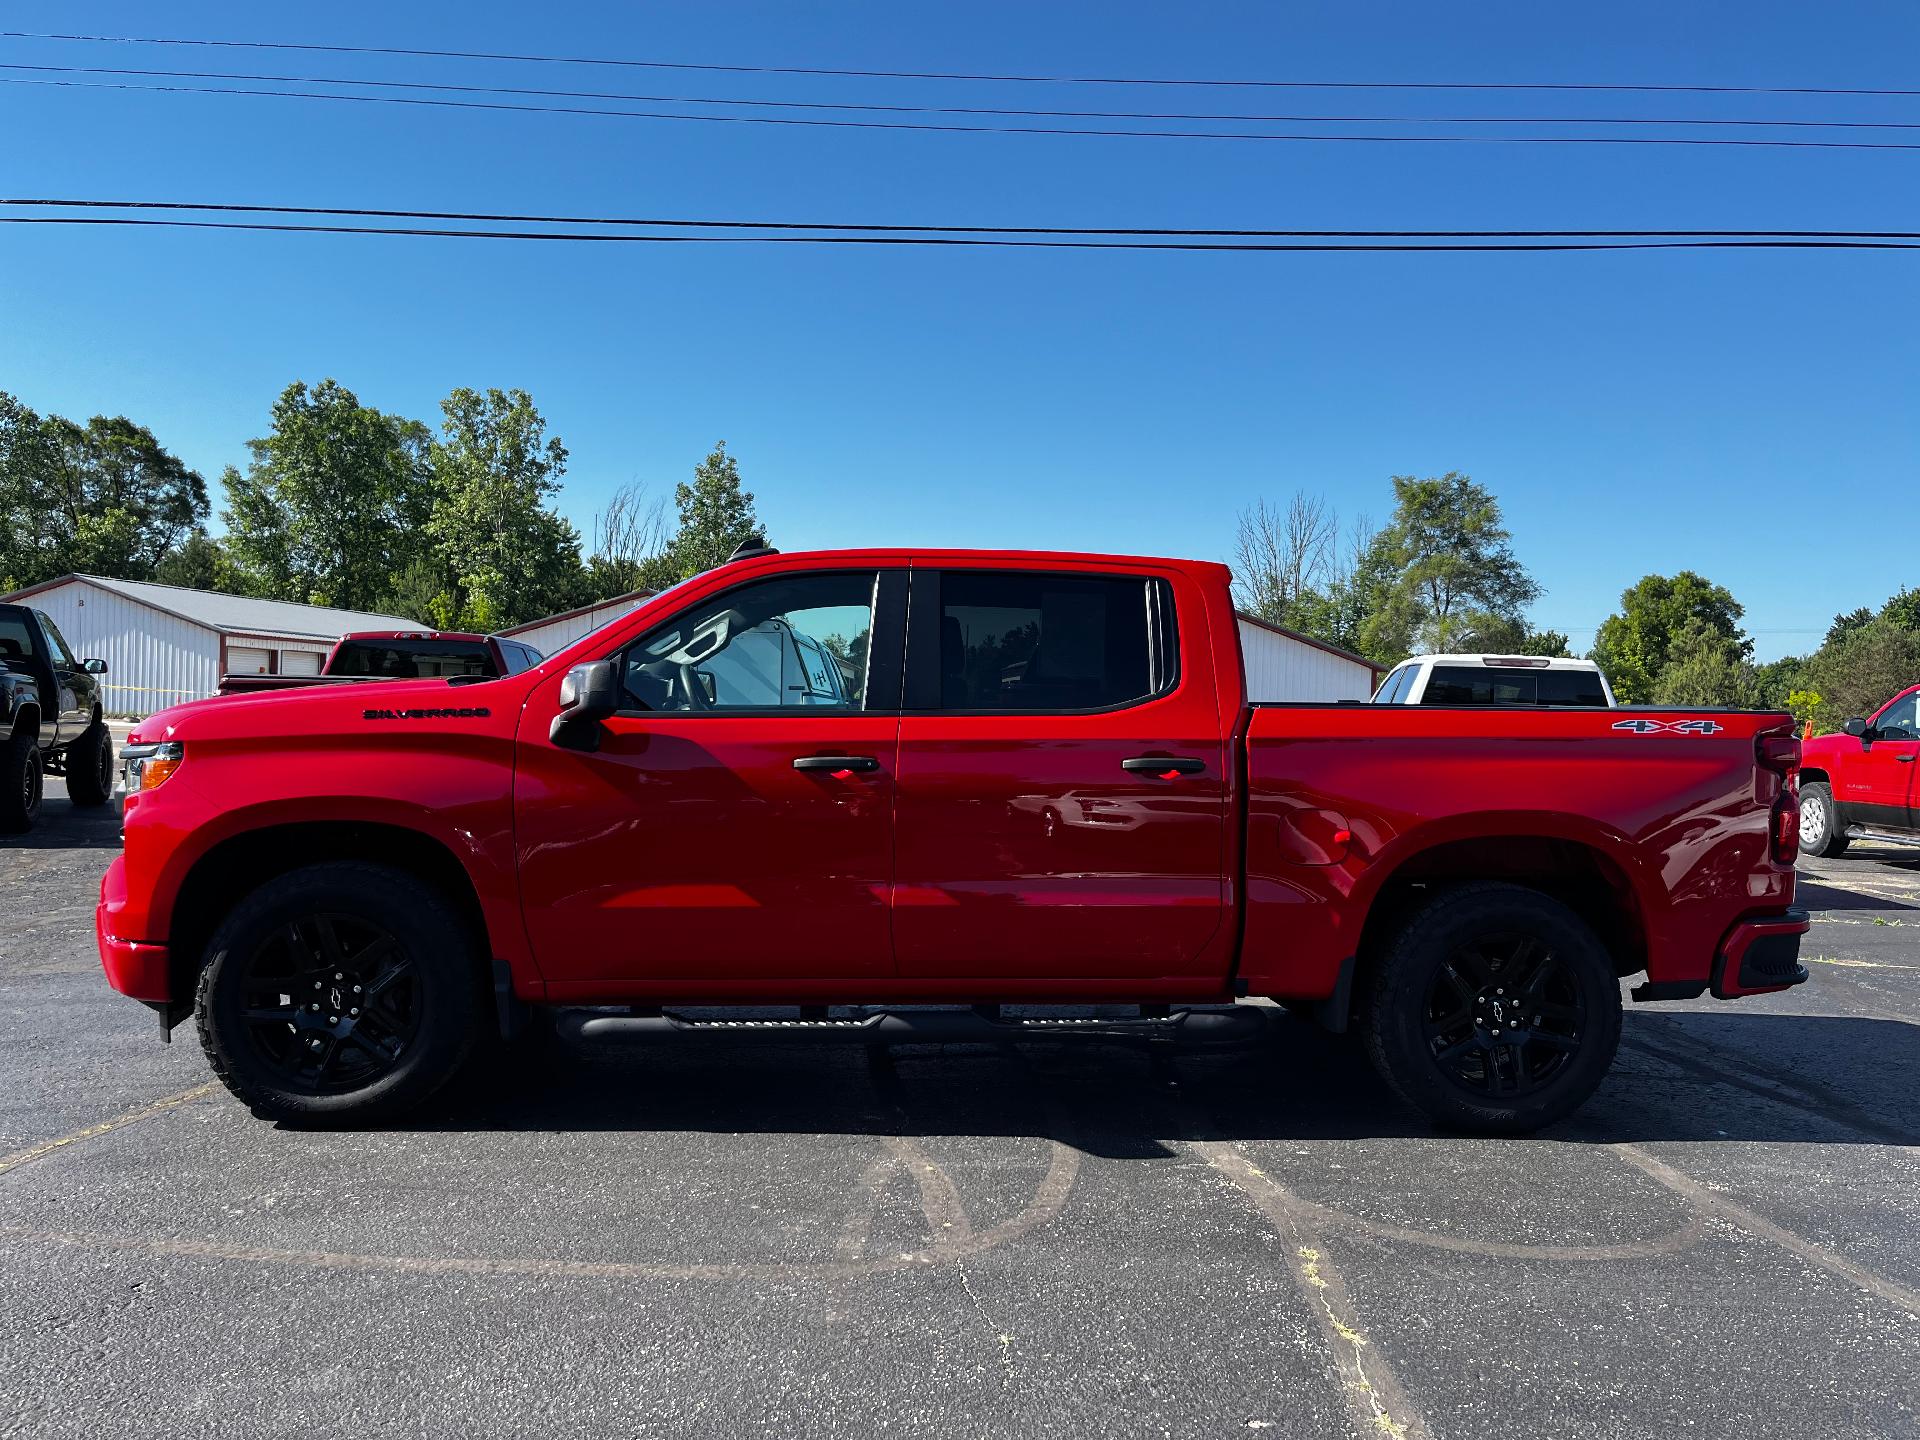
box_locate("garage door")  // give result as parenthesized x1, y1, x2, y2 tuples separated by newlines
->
(281, 649, 324, 676)
(228, 646, 271, 675)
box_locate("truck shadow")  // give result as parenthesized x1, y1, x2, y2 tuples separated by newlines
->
(404, 1009, 1920, 1154)
(1796, 877, 1915, 911)
(0, 799, 122, 853)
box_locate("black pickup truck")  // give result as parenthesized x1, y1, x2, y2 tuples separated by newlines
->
(1, 603, 113, 831)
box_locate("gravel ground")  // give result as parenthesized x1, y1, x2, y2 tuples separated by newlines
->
(3, 795, 1917, 1438)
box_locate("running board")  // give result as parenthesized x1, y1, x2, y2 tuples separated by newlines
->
(1844, 825, 1920, 846)
(557, 1004, 1269, 1048)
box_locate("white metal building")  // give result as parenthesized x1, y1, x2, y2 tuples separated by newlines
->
(499, 589, 655, 659)
(0, 574, 419, 715)
(1236, 613, 1380, 703)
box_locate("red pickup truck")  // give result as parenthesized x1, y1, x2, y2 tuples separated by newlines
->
(216, 630, 544, 695)
(1797, 683, 1920, 857)
(98, 547, 1808, 1133)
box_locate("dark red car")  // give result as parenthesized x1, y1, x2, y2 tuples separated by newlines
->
(100, 547, 1807, 1133)
(1798, 683, 1920, 856)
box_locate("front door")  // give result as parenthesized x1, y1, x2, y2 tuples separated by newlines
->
(34, 610, 91, 740)
(515, 568, 905, 998)
(1843, 689, 1920, 831)
(892, 565, 1232, 984)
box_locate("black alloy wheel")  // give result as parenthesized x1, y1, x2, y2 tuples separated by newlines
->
(237, 914, 422, 1093)
(1422, 932, 1584, 1098)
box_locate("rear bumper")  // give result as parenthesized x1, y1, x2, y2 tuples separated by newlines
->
(97, 855, 171, 1002)
(1710, 907, 1810, 999)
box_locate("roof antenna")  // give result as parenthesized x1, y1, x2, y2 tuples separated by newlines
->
(727, 535, 778, 562)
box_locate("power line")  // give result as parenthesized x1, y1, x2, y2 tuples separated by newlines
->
(9, 75, 1920, 150)
(5, 61, 1919, 130)
(5, 30, 1917, 98)
(7, 200, 1918, 242)
(5, 215, 1918, 251)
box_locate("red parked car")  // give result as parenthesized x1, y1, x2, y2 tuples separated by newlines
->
(215, 630, 543, 695)
(1798, 683, 1920, 857)
(99, 546, 1807, 1133)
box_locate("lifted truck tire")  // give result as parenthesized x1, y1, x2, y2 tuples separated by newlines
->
(1797, 780, 1848, 859)
(0, 735, 42, 832)
(64, 718, 113, 806)
(194, 862, 486, 1125)
(1361, 883, 1623, 1134)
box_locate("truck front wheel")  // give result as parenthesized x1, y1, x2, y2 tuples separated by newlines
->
(64, 718, 113, 806)
(195, 863, 486, 1124)
(1361, 884, 1622, 1134)
(1797, 781, 1848, 858)
(0, 736, 42, 832)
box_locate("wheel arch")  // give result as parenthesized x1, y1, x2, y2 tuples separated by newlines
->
(7, 701, 41, 743)
(1798, 766, 1831, 788)
(167, 820, 494, 1006)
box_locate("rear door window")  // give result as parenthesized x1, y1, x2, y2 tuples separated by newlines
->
(922, 571, 1171, 713)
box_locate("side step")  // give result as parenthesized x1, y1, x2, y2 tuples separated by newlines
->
(557, 1004, 1269, 1048)
(1844, 825, 1920, 847)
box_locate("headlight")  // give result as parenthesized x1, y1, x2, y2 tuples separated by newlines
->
(119, 741, 184, 798)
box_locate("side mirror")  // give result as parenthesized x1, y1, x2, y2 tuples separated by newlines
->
(1843, 716, 1869, 739)
(549, 661, 619, 752)
(83, 658, 108, 675)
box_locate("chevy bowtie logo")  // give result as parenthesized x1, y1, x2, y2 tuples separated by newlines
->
(1611, 718, 1725, 735)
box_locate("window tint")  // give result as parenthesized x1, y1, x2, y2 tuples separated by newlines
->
(330, 639, 494, 679)
(1535, 668, 1609, 706)
(934, 571, 1163, 712)
(620, 571, 875, 712)
(0, 615, 35, 665)
(1421, 665, 1608, 706)
(35, 612, 75, 666)
(1875, 692, 1919, 741)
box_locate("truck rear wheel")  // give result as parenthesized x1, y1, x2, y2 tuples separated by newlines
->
(1361, 883, 1622, 1134)
(1, 736, 42, 832)
(64, 718, 113, 806)
(195, 863, 486, 1124)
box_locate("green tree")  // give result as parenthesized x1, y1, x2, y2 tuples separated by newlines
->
(1650, 618, 1756, 707)
(43, 414, 208, 580)
(0, 391, 63, 587)
(1457, 611, 1573, 658)
(426, 387, 582, 628)
(1881, 588, 1920, 632)
(663, 441, 763, 580)
(1823, 606, 1875, 649)
(1751, 655, 1809, 712)
(1361, 472, 1541, 660)
(1801, 618, 1920, 731)
(1590, 572, 1749, 704)
(153, 531, 239, 592)
(222, 380, 432, 609)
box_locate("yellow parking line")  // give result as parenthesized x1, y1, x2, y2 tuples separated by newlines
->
(0, 1083, 217, 1180)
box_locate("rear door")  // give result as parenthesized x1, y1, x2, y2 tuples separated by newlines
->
(891, 563, 1231, 983)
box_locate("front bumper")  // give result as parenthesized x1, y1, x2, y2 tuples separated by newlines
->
(96, 855, 171, 1002)
(1710, 907, 1811, 999)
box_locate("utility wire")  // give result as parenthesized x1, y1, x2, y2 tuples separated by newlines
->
(5, 216, 1917, 250)
(4, 61, 1918, 130)
(8, 75, 1920, 150)
(4, 31, 1917, 98)
(6, 199, 1917, 241)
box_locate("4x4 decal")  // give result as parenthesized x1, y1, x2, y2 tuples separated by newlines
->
(1611, 718, 1724, 735)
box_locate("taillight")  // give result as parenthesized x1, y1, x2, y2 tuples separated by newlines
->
(1771, 794, 1799, 863)
(1757, 732, 1801, 776)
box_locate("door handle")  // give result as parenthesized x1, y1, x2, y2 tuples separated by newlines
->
(1122, 756, 1206, 777)
(1898, 754, 1916, 763)
(793, 755, 879, 773)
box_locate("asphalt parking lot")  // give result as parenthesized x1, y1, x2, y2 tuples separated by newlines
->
(4, 795, 1918, 1439)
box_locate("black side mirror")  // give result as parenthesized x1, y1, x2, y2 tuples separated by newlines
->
(550, 661, 619, 751)
(1843, 716, 1869, 739)
(83, 658, 108, 675)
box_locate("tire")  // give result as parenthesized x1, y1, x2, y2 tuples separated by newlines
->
(1797, 781, 1848, 859)
(0, 735, 43, 833)
(1361, 883, 1623, 1134)
(64, 717, 113, 807)
(195, 862, 487, 1124)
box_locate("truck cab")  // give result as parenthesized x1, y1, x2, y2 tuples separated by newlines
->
(1, 602, 114, 831)
(1798, 683, 1920, 856)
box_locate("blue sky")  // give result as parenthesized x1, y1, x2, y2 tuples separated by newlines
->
(3, 1, 1915, 658)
